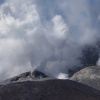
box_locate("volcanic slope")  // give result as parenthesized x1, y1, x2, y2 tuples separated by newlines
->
(70, 66, 100, 90)
(0, 79, 100, 100)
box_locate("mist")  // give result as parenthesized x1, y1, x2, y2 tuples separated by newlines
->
(0, 0, 100, 80)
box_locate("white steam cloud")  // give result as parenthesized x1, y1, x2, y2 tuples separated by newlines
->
(0, 0, 100, 80)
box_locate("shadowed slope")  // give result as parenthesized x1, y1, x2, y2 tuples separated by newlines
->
(0, 79, 100, 100)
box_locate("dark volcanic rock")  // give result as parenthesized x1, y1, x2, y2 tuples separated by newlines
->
(0, 79, 100, 100)
(0, 70, 48, 85)
(70, 66, 100, 90)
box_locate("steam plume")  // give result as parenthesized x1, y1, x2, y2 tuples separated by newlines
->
(0, 0, 100, 80)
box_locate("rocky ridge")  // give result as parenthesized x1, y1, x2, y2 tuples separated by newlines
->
(70, 66, 100, 90)
(0, 70, 48, 85)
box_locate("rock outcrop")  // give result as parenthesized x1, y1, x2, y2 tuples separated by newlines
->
(70, 66, 100, 90)
(0, 70, 48, 85)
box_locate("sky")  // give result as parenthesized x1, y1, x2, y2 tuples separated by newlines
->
(0, 0, 100, 80)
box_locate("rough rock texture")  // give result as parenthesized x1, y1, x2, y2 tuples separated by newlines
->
(70, 66, 100, 90)
(0, 79, 100, 100)
(0, 70, 48, 85)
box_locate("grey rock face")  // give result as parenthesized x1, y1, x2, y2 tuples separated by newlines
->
(70, 66, 100, 90)
(0, 79, 100, 100)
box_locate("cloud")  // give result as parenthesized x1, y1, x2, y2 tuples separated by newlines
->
(52, 15, 68, 38)
(0, 0, 100, 80)
(57, 73, 68, 79)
